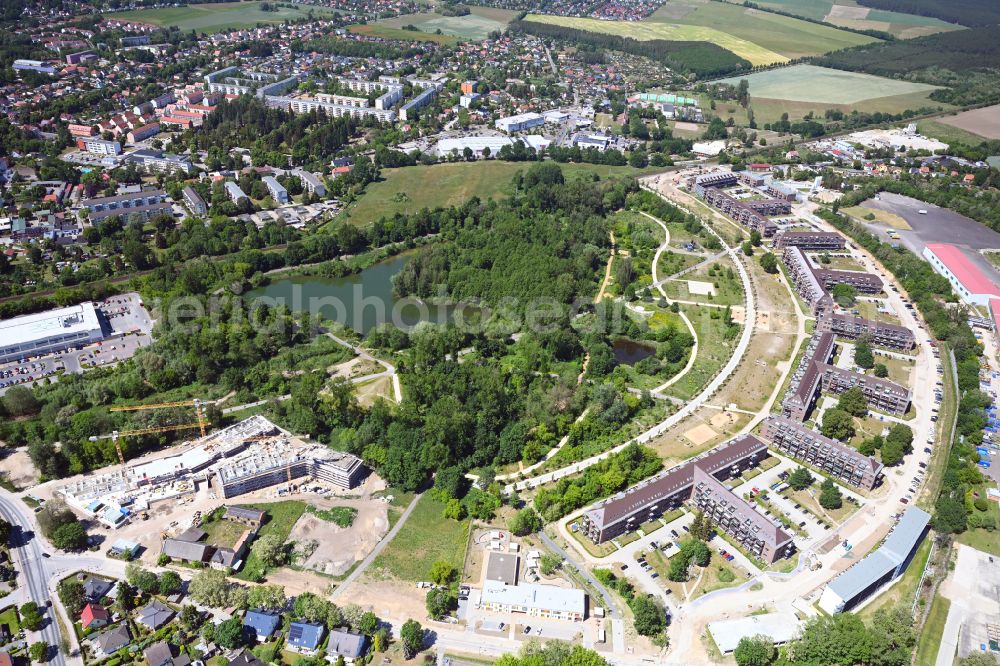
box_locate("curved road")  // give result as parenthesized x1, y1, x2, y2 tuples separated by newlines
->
(505, 185, 757, 493)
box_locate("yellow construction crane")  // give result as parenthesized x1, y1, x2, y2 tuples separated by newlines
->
(92, 398, 210, 479)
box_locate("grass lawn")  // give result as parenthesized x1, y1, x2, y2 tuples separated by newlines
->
(808, 253, 866, 271)
(368, 495, 468, 582)
(718, 64, 937, 105)
(657, 251, 703, 279)
(233, 501, 307, 582)
(348, 23, 459, 44)
(914, 593, 950, 666)
(664, 304, 736, 401)
(0, 606, 19, 634)
(784, 486, 857, 525)
(882, 356, 915, 386)
(306, 505, 358, 528)
(115, 2, 338, 31)
(566, 519, 618, 558)
(369, 8, 516, 40)
(337, 161, 663, 228)
(694, 554, 748, 598)
(859, 536, 931, 619)
(957, 497, 1000, 556)
(842, 205, 911, 231)
(199, 515, 249, 549)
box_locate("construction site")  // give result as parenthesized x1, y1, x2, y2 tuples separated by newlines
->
(43, 410, 369, 549)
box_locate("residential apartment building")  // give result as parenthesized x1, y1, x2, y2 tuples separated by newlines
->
(821, 365, 911, 415)
(262, 176, 288, 204)
(774, 231, 845, 251)
(126, 122, 160, 144)
(703, 187, 780, 237)
(816, 312, 915, 350)
(269, 95, 397, 122)
(581, 435, 771, 544)
(783, 246, 829, 309)
(217, 450, 366, 498)
(691, 466, 795, 564)
(77, 138, 121, 155)
(688, 171, 738, 196)
(225, 181, 248, 203)
(295, 170, 326, 197)
(761, 416, 883, 491)
(781, 332, 835, 421)
(124, 149, 193, 175)
(182, 186, 207, 216)
(82, 189, 172, 223)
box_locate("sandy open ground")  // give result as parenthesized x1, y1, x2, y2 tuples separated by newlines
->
(0, 448, 38, 489)
(683, 423, 718, 446)
(939, 105, 1000, 140)
(291, 497, 389, 576)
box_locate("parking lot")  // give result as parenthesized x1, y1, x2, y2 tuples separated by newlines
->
(0, 292, 153, 396)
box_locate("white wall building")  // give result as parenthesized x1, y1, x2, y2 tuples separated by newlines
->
(0, 302, 104, 364)
(495, 112, 544, 133)
(480, 581, 585, 621)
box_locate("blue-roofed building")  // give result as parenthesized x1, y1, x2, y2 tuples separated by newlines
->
(287, 622, 325, 654)
(244, 611, 280, 642)
(818, 507, 930, 613)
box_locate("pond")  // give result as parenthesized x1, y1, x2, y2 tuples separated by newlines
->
(246, 254, 467, 335)
(613, 338, 657, 365)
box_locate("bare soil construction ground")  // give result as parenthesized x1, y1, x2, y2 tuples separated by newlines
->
(290, 497, 389, 576)
(0, 448, 38, 489)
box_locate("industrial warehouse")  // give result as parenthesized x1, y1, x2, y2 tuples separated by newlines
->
(0, 302, 105, 364)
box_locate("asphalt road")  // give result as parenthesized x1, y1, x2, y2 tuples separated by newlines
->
(0, 495, 67, 666)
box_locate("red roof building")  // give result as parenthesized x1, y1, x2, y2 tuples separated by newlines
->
(923, 243, 1000, 305)
(81, 603, 110, 629)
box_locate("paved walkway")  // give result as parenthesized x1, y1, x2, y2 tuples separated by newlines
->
(505, 187, 757, 493)
(329, 493, 422, 600)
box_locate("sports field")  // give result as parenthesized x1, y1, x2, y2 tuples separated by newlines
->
(719, 64, 939, 104)
(727, 0, 959, 37)
(372, 7, 517, 41)
(115, 1, 338, 32)
(646, 0, 876, 58)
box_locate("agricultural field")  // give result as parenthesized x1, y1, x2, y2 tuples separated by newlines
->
(719, 64, 938, 105)
(370, 6, 517, 41)
(525, 13, 788, 66)
(338, 161, 664, 227)
(916, 119, 992, 147)
(722, 0, 959, 38)
(935, 104, 1000, 140)
(718, 64, 943, 123)
(647, 0, 877, 59)
(115, 2, 338, 32)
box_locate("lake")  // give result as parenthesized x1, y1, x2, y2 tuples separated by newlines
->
(613, 338, 657, 365)
(247, 254, 465, 334)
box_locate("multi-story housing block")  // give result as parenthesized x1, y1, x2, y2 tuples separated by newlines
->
(580, 436, 777, 552)
(691, 466, 795, 563)
(761, 416, 883, 490)
(781, 332, 835, 421)
(774, 231, 845, 251)
(821, 365, 911, 415)
(816, 312, 915, 350)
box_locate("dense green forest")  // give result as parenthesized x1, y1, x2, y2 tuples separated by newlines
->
(855, 0, 1000, 26)
(2, 165, 668, 498)
(511, 20, 752, 78)
(813, 26, 1000, 106)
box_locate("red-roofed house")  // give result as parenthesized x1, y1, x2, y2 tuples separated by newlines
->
(923, 243, 1000, 305)
(81, 603, 110, 630)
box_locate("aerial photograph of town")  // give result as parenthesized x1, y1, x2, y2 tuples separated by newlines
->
(1, 0, 1000, 664)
